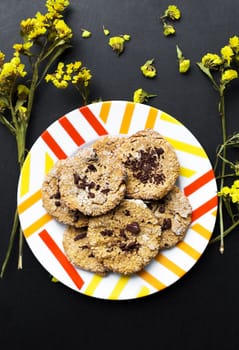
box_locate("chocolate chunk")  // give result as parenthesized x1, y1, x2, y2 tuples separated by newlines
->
(120, 241, 140, 251)
(88, 192, 95, 198)
(87, 164, 97, 172)
(74, 232, 87, 240)
(158, 206, 165, 213)
(119, 229, 128, 239)
(162, 218, 172, 231)
(126, 222, 140, 234)
(55, 201, 61, 207)
(124, 210, 130, 216)
(100, 229, 113, 236)
(101, 188, 110, 194)
(73, 173, 80, 185)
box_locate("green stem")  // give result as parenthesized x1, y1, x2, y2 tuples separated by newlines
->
(0, 208, 19, 278)
(210, 219, 239, 244)
(218, 86, 227, 254)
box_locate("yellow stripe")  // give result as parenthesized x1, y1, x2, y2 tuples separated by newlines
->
(155, 254, 186, 277)
(24, 213, 52, 238)
(180, 167, 197, 178)
(19, 152, 31, 197)
(177, 241, 201, 260)
(18, 189, 42, 214)
(211, 209, 217, 217)
(136, 285, 151, 298)
(99, 101, 112, 123)
(165, 136, 207, 158)
(119, 102, 135, 134)
(108, 275, 130, 299)
(137, 270, 166, 290)
(45, 152, 55, 174)
(144, 107, 158, 129)
(191, 223, 211, 240)
(160, 112, 182, 125)
(84, 274, 103, 296)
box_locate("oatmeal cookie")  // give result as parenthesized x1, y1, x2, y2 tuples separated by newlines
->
(147, 186, 192, 249)
(87, 199, 161, 275)
(92, 135, 125, 158)
(41, 159, 89, 228)
(63, 226, 108, 275)
(118, 129, 180, 200)
(59, 146, 127, 216)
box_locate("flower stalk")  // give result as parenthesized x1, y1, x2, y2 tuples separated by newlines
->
(0, 0, 74, 277)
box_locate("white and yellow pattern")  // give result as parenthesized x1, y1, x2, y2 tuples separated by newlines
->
(17, 101, 218, 300)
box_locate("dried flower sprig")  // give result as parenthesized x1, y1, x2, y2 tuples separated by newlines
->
(133, 88, 157, 103)
(176, 45, 190, 74)
(140, 59, 157, 78)
(45, 60, 92, 105)
(0, 0, 73, 277)
(108, 34, 131, 55)
(197, 35, 239, 253)
(160, 5, 181, 37)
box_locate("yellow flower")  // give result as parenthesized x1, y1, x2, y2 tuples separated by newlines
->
(201, 53, 223, 69)
(221, 45, 234, 65)
(0, 51, 5, 66)
(0, 54, 27, 81)
(133, 88, 157, 103)
(164, 5, 181, 20)
(163, 24, 175, 36)
(81, 29, 92, 38)
(20, 13, 47, 40)
(122, 34, 131, 41)
(54, 19, 72, 39)
(18, 106, 28, 121)
(17, 84, 29, 99)
(72, 68, 92, 86)
(218, 186, 231, 197)
(140, 59, 157, 78)
(46, 0, 69, 13)
(229, 35, 239, 53)
(108, 36, 125, 55)
(221, 69, 238, 83)
(103, 26, 110, 36)
(179, 59, 190, 74)
(13, 42, 33, 54)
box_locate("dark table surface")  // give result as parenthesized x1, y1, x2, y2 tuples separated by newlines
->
(0, 0, 239, 348)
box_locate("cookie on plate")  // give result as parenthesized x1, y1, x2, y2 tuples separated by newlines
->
(59, 146, 127, 216)
(41, 159, 89, 228)
(63, 226, 108, 275)
(92, 135, 125, 158)
(87, 199, 161, 275)
(118, 129, 180, 200)
(147, 186, 192, 249)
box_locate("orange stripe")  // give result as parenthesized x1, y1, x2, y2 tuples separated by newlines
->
(119, 102, 135, 134)
(24, 213, 52, 238)
(18, 189, 42, 214)
(192, 196, 218, 222)
(41, 130, 67, 159)
(59, 116, 85, 146)
(80, 106, 108, 136)
(184, 169, 215, 196)
(144, 107, 158, 129)
(155, 254, 186, 277)
(99, 101, 112, 123)
(177, 241, 201, 260)
(191, 223, 212, 240)
(137, 270, 166, 291)
(39, 229, 84, 289)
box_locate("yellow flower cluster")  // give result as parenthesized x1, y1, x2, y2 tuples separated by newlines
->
(164, 5, 181, 20)
(200, 35, 239, 86)
(45, 61, 92, 89)
(0, 53, 27, 93)
(218, 180, 239, 204)
(20, 0, 72, 42)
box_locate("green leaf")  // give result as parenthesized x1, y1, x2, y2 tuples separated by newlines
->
(197, 62, 219, 90)
(176, 45, 183, 60)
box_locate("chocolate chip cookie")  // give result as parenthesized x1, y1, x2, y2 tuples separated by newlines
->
(59, 146, 127, 216)
(92, 135, 125, 158)
(41, 159, 89, 228)
(87, 199, 161, 275)
(118, 129, 180, 200)
(63, 225, 108, 275)
(147, 186, 192, 249)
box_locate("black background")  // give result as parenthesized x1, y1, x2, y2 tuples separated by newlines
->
(0, 0, 239, 348)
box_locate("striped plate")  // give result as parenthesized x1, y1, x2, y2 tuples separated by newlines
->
(17, 101, 218, 300)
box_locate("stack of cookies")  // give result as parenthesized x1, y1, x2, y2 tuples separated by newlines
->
(41, 129, 192, 275)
